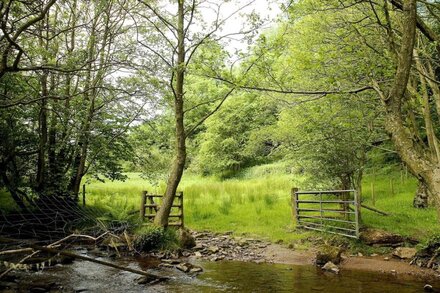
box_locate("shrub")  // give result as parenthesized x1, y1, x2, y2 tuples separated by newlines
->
(133, 226, 177, 251)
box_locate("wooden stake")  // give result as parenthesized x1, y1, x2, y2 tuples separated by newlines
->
(291, 188, 299, 224)
(140, 191, 147, 219)
(390, 179, 395, 196)
(82, 184, 86, 207)
(371, 182, 375, 206)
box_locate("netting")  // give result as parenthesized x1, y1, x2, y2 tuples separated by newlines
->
(0, 195, 138, 279)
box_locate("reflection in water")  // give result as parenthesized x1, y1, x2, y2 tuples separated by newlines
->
(11, 257, 439, 292)
(175, 260, 435, 293)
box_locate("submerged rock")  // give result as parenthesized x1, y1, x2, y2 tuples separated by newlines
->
(322, 261, 339, 274)
(136, 275, 167, 285)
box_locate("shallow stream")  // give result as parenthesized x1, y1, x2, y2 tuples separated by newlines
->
(6, 253, 440, 292)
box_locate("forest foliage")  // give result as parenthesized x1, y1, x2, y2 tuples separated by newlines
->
(1, 0, 440, 224)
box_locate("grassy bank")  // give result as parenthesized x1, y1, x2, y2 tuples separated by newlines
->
(83, 163, 439, 243)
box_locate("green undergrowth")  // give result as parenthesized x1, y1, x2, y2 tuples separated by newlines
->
(1, 163, 439, 249)
(82, 163, 440, 246)
(361, 166, 440, 240)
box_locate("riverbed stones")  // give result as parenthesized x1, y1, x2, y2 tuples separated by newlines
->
(176, 262, 192, 273)
(188, 231, 269, 263)
(315, 245, 343, 265)
(208, 246, 220, 253)
(393, 247, 417, 259)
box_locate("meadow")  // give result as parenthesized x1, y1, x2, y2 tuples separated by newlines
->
(83, 163, 440, 243)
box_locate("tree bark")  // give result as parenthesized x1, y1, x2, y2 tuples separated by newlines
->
(380, 0, 440, 216)
(414, 179, 429, 208)
(154, 0, 186, 227)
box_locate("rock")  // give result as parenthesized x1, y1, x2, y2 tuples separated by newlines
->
(136, 275, 167, 285)
(179, 229, 196, 249)
(158, 263, 174, 268)
(424, 284, 434, 292)
(210, 255, 224, 261)
(194, 251, 202, 258)
(189, 266, 203, 274)
(237, 238, 248, 247)
(370, 253, 378, 257)
(393, 247, 417, 259)
(161, 259, 181, 265)
(176, 262, 192, 273)
(390, 269, 397, 274)
(322, 261, 339, 274)
(357, 252, 363, 257)
(315, 245, 343, 265)
(193, 244, 204, 251)
(360, 229, 405, 246)
(384, 257, 390, 261)
(208, 246, 220, 254)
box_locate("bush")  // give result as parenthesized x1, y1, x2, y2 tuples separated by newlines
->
(134, 226, 178, 251)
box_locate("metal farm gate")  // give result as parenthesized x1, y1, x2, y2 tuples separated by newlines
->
(291, 188, 360, 238)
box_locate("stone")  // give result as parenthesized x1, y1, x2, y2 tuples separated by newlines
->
(322, 261, 339, 274)
(176, 262, 192, 273)
(360, 229, 405, 246)
(194, 251, 202, 258)
(208, 246, 220, 254)
(357, 252, 363, 257)
(189, 266, 203, 274)
(136, 275, 166, 285)
(161, 259, 180, 265)
(384, 257, 390, 261)
(179, 229, 196, 249)
(370, 253, 378, 257)
(158, 263, 174, 268)
(315, 245, 343, 265)
(193, 244, 204, 251)
(393, 247, 417, 259)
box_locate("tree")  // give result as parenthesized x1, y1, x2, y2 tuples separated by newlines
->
(0, 0, 152, 209)
(135, 0, 262, 226)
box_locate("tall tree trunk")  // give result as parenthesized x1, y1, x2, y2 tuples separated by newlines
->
(414, 179, 429, 208)
(379, 0, 440, 216)
(154, 0, 186, 227)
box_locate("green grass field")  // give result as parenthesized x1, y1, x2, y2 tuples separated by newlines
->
(0, 162, 437, 244)
(82, 163, 440, 243)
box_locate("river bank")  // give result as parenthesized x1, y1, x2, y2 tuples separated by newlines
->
(182, 231, 440, 283)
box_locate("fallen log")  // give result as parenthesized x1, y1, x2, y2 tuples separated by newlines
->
(0, 233, 108, 279)
(29, 244, 168, 280)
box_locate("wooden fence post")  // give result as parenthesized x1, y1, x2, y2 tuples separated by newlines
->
(180, 192, 184, 228)
(82, 184, 86, 207)
(140, 191, 147, 219)
(390, 179, 395, 196)
(291, 188, 299, 225)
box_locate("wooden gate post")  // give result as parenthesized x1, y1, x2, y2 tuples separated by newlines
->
(140, 191, 147, 219)
(291, 188, 299, 225)
(180, 192, 184, 228)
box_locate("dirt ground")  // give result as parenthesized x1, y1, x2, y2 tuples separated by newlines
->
(262, 243, 440, 282)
